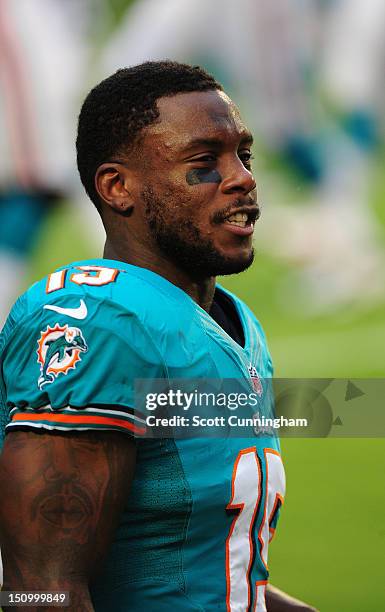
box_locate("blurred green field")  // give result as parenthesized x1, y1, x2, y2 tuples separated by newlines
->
(22, 174, 385, 611)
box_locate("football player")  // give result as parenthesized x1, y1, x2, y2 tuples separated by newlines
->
(0, 61, 316, 611)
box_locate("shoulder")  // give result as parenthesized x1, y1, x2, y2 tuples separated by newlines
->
(0, 259, 200, 389)
(0, 260, 185, 437)
(4, 259, 194, 339)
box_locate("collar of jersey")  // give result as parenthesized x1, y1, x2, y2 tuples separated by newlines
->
(195, 283, 250, 352)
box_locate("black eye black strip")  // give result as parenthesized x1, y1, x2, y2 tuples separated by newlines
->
(186, 168, 222, 185)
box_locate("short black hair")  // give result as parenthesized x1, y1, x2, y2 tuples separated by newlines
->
(76, 60, 222, 208)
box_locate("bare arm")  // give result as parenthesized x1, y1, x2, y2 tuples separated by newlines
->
(0, 430, 136, 611)
(266, 584, 318, 611)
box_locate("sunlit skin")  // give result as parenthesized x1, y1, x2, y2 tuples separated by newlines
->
(96, 90, 259, 311)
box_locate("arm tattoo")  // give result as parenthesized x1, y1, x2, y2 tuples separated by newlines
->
(0, 430, 136, 607)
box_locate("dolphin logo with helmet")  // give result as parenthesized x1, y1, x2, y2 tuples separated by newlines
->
(37, 323, 88, 389)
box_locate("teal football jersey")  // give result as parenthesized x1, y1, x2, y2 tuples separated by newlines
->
(0, 259, 285, 611)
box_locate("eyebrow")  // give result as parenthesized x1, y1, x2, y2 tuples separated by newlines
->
(181, 133, 254, 152)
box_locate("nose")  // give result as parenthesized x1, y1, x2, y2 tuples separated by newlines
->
(220, 157, 256, 195)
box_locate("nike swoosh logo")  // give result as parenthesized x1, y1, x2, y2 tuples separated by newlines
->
(43, 299, 88, 320)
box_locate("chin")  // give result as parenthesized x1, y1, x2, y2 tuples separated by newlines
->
(209, 248, 255, 277)
(219, 257, 254, 276)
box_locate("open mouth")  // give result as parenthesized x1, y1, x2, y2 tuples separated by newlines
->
(220, 207, 259, 236)
(224, 211, 252, 229)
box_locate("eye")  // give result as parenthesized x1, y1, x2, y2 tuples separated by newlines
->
(190, 154, 217, 163)
(239, 151, 254, 168)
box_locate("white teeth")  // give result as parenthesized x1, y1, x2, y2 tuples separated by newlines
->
(225, 212, 248, 227)
(227, 212, 248, 223)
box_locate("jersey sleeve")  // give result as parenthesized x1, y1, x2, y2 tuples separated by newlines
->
(1, 295, 164, 438)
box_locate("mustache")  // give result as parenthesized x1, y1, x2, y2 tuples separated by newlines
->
(211, 198, 260, 224)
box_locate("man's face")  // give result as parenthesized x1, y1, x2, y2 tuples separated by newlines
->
(133, 89, 259, 278)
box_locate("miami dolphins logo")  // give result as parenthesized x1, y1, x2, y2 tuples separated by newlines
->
(37, 324, 88, 389)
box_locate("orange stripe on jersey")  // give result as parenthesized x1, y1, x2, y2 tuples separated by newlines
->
(12, 411, 146, 435)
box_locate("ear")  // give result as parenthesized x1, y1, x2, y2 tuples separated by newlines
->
(95, 162, 135, 215)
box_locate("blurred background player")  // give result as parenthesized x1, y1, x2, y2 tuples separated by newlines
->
(266, 0, 385, 309)
(0, 0, 102, 326)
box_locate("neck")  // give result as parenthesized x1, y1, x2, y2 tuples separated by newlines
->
(103, 238, 216, 311)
